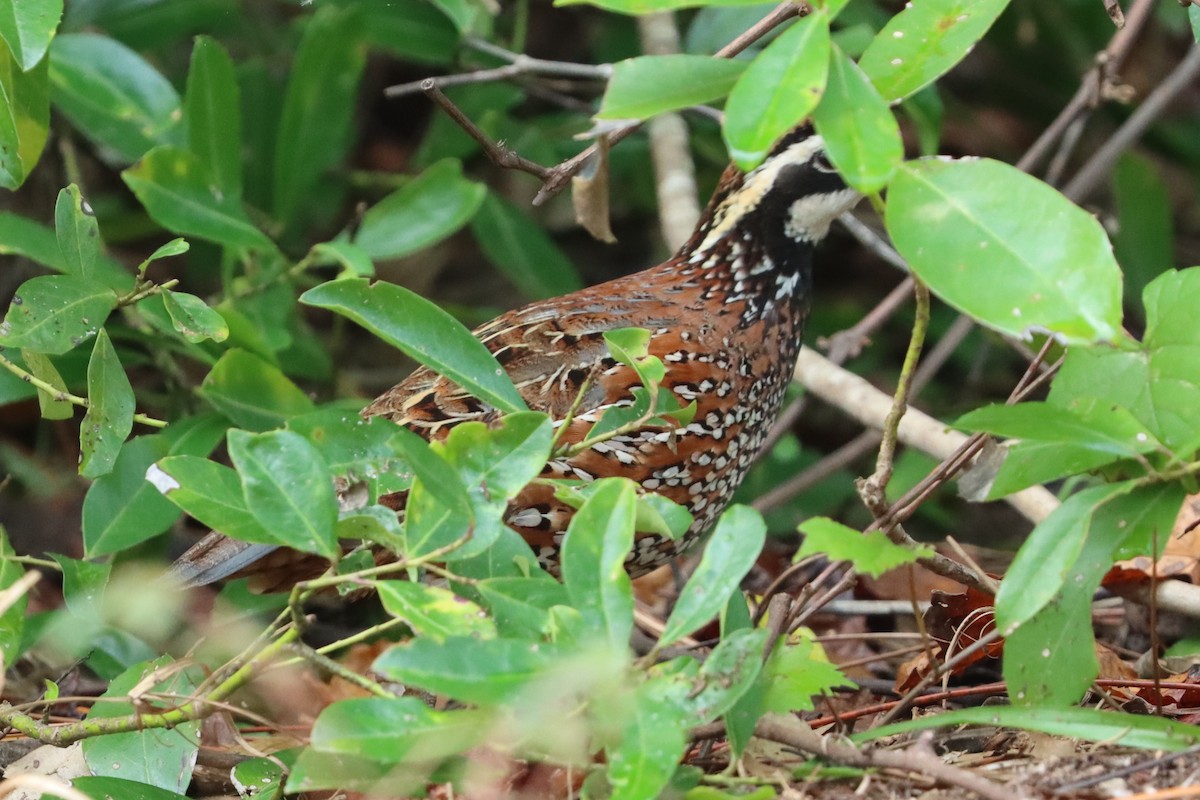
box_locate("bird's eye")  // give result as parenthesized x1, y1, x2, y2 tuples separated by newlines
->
(812, 152, 836, 173)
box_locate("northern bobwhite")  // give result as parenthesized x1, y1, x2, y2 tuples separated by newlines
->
(172, 124, 860, 589)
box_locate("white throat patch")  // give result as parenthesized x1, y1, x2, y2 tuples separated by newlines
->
(784, 189, 861, 242)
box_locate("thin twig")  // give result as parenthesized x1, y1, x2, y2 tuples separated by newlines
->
(422, 81, 553, 180)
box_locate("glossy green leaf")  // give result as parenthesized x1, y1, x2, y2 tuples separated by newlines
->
(597, 55, 746, 120)
(796, 516, 930, 576)
(83, 417, 227, 557)
(812, 44, 902, 193)
(858, 706, 1200, 751)
(0, 528, 27, 664)
(286, 409, 407, 477)
(228, 429, 339, 559)
(0, 0, 60, 70)
(434, 413, 554, 560)
(310, 697, 488, 762)
(69, 776, 190, 800)
(561, 478, 636, 651)
(198, 349, 314, 431)
(355, 159, 486, 260)
(312, 240, 374, 278)
(21, 349, 71, 419)
(372, 637, 560, 705)
(274, 5, 366, 226)
(230, 758, 284, 800)
(0, 43, 49, 189)
(858, 0, 1010, 102)
(184, 36, 241, 199)
(122, 145, 274, 252)
(994, 482, 1131, 632)
(375, 581, 496, 641)
(360, 0, 458, 65)
(886, 158, 1122, 344)
(48, 33, 180, 162)
(762, 638, 854, 713)
(162, 290, 229, 343)
(149, 455, 274, 545)
(470, 192, 582, 300)
(0, 274, 117, 354)
(1046, 269, 1200, 450)
(54, 184, 100, 279)
(723, 11, 831, 170)
(301, 278, 527, 413)
(81, 656, 201, 794)
(388, 425, 471, 520)
(658, 505, 765, 647)
(986, 440, 1127, 499)
(607, 691, 688, 800)
(477, 576, 568, 636)
(646, 628, 769, 724)
(0, 212, 129, 289)
(337, 504, 406, 552)
(556, 0, 771, 13)
(956, 402, 1159, 457)
(78, 329, 134, 478)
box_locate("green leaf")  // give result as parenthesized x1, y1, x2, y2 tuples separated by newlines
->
(812, 44, 903, 193)
(555, 0, 773, 13)
(149, 456, 275, 545)
(0, 528, 28, 664)
(354, 159, 486, 260)
(723, 11, 831, 170)
(956, 402, 1159, 457)
(658, 505, 765, 647)
(986, 440, 1122, 499)
(1112, 153, 1173, 320)
(0, 42, 49, 189)
(184, 36, 241, 199)
(762, 638, 854, 712)
(54, 184, 101, 279)
(81, 656, 201, 794)
(858, 706, 1200, 751)
(70, 776, 190, 800)
(796, 517, 930, 576)
(994, 482, 1132, 632)
(286, 409, 408, 477)
(1191, 5, 1200, 42)
(79, 329, 135, 479)
(83, 417, 227, 557)
(434, 413, 554, 560)
(885, 158, 1123, 344)
(607, 692, 688, 800)
(230, 758, 284, 800)
(301, 278, 527, 414)
(162, 290, 229, 343)
(310, 697, 488, 763)
(372, 637, 560, 705)
(470, 192, 583, 300)
(858, 0, 1011, 102)
(312, 240, 374, 278)
(1047, 268, 1200, 450)
(48, 33, 180, 162)
(0, 212, 129, 289)
(360, 0, 458, 65)
(198, 349, 315, 431)
(0, 274, 117, 354)
(274, 5, 366, 226)
(560, 478, 637, 651)
(647, 629, 769, 724)
(227, 429, 339, 559)
(477, 576, 568, 636)
(21, 349, 71, 419)
(375, 582, 496, 642)
(122, 145, 274, 252)
(0, 0, 61, 70)
(597, 55, 746, 120)
(388, 425, 472, 521)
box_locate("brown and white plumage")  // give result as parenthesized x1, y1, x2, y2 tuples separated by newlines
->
(172, 124, 860, 588)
